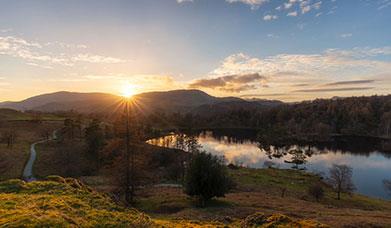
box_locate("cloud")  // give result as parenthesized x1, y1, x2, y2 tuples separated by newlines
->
(241, 93, 287, 97)
(300, 1, 322, 14)
(225, 0, 268, 9)
(177, 0, 326, 20)
(287, 11, 298, 16)
(211, 47, 391, 78)
(340, 33, 352, 38)
(206, 47, 391, 98)
(267, 33, 279, 38)
(0, 35, 126, 68)
(378, 0, 391, 10)
(325, 47, 391, 58)
(72, 54, 125, 64)
(294, 87, 374, 93)
(323, 80, 375, 86)
(178, 0, 268, 9)
(263, 14, 278, 21)
(189, 73, 267, 92)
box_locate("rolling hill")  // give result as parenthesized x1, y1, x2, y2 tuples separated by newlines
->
(0, 90, 282, 115)
(0, 177, 327, 227)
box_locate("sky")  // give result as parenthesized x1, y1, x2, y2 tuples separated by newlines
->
(0, 0, 390, 102)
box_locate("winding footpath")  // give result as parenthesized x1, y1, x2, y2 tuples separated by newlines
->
(23, 130, 58, 182)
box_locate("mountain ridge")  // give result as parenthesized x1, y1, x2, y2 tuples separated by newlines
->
(0, 90, 283, 114)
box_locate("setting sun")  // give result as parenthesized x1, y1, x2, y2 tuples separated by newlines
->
(121, 83, 136, 98)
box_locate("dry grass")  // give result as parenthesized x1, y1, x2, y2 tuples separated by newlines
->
(0, 178, 326, 227)
(34, 139, 91, 178)
(133, 168, 391, 228)
(0, 121, 63, 180)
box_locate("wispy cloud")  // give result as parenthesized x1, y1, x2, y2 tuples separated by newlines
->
(0, 35, 126, 68)
(177, 0, 268, 9)
(323, 80, 375, 86)
(177, 0, 328, 20)
(263, 14, 278, 21)
(378, 0, 391, 10)
(205, 46, 391, 98)
(294, 87, 374, 93)
(210, 47, 391, 78)
(226, 0, 268, 9)
(287, 11, 298, 17)
(340, 33, 352, 38)
(240, 93, 287, 97)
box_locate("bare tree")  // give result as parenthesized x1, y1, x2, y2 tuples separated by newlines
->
(328, 164, 356, 200)
(1, 130, 17, 149)
(381, 112, 391, 137)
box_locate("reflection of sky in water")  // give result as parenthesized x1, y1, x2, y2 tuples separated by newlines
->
(148, 133, 391, 200)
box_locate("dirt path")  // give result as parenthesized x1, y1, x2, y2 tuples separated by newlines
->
(23, 131, 58, 181)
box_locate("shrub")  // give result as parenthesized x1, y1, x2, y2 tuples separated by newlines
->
(184, 152, 232, 207)
(308, 183, 324, 202)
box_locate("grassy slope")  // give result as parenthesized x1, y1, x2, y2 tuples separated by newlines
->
(135, 168, 391, 228)
(0, 177, 327, 227)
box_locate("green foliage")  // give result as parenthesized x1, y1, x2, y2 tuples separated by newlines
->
(184, 152, 232, 206)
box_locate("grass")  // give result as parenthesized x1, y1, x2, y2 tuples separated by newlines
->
(0, 121, 63, 181)
(132, 167, 391, 227)
(0, 178, 154, 227)
(34, 139, 91, 178)
(0, 108, 65, 121)
(0, 177, 327, 227)
(229, 167, 391, 211)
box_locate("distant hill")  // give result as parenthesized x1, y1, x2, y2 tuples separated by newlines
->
(0, 91, 121, 113)
(0, 90, 283, 114)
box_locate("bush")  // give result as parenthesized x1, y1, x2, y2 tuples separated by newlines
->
(184, 152, 232, 207)
(308, 183, 324, 202)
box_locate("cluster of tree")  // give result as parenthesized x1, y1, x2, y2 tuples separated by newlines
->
(184, 152, 233, 207)
(143, 95, 391, 141)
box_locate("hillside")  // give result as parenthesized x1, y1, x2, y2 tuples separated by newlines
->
(0, 90, 282, 114)
(0, 108, 30, 121)
(0, 177, 328, 227)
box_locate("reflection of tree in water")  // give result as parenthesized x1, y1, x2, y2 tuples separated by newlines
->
(285, 149, 307, 169)
(258, 142, 311, 169)
(261, 144, 289, 160)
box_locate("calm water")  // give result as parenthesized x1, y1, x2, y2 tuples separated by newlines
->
(148, 130, 391, 200)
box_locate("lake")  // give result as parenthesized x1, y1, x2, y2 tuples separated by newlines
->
(148, 130, 391, 200)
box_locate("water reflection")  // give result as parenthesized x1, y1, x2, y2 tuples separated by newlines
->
(148, 131, 391, 200)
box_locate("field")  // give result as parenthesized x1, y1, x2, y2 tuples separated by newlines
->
(0, 119, 63, 180)
(1, 111, 391, 227)
(29, 133, 391, 227)
(133, 168, 391, 227)
(0, 177, 328, 227)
